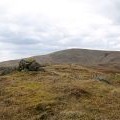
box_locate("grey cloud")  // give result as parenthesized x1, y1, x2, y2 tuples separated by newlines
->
(93, 0, 120, 24)
(0, 0, 120, 61)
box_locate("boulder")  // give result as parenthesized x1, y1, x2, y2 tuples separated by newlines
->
(28, 61, 41, 71)
(0, 67, 17, 76)
(18, 58, 44, 71)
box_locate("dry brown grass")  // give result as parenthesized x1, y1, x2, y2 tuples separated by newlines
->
(0, 64, 120, 120)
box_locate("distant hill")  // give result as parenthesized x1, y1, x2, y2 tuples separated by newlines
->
(0, 49, 120, 72)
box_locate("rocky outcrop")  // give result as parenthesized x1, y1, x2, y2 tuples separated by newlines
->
(0, 67, 17, 76)
(18, 58, 44, 71)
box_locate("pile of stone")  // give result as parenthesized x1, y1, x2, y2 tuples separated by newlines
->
(0, 58, 45, 76)
(18, 58, 44, 71)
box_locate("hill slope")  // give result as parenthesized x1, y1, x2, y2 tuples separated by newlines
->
(0, 49, 120, 120)
(0, 49, 120, 71)
(0, 64, 120, 120)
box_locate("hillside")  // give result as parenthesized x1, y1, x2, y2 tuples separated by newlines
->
(0, 64, 120, 120)
(0, 49, 120, 120)
(0, 49, 120, 72)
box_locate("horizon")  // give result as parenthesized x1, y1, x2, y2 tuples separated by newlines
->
(0, 48, 120, 62)
(0, 0, 120, 61)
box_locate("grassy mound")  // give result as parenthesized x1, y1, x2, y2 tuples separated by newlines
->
(0, 64, 120, 120)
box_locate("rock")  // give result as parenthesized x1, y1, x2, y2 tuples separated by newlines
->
(18, 58, 44, 71)
(28, 61, 41, 71)
(93, 74, 110, 84)
(0, 67, 17, 76)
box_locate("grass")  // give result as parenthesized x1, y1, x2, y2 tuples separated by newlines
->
(0, 64, 120, 120)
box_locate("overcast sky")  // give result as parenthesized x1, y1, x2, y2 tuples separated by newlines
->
(0, 0, 120, 61)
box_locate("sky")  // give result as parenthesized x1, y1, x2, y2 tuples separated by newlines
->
(0, 0, 120, 61)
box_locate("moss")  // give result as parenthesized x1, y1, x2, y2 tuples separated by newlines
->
(25, 58, 36, 63)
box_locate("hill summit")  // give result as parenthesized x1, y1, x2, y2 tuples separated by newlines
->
(0, 49, 120, 72)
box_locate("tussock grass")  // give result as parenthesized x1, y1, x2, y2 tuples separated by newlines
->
(0, 64, 120, 120)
